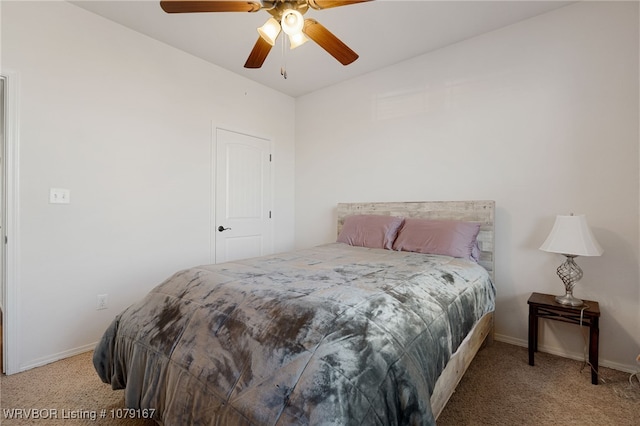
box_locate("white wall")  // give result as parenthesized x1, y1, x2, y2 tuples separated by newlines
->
(295, 1, 639, 371)
(2, 1, 296, 371)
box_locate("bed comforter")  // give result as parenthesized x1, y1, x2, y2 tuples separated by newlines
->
(94, 243, 495, 425)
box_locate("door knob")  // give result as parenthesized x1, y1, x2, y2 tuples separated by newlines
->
(218, 226, 231, 232)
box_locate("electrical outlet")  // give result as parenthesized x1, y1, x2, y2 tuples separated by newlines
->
(97, 294, 108, 310)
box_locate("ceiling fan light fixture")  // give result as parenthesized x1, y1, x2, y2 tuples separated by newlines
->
(257, 17, 281, 46)
(281, 9, 304, 35)
(288, 31, 309, 49)
(160, 0, 370, 69)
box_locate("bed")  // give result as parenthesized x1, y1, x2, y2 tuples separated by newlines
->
(94, 200, 496, 425)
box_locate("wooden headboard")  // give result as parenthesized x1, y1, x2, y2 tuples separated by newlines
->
(337, 201, 495, 281)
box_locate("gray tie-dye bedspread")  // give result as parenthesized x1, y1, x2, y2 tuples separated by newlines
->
(94, 243, 495, 425)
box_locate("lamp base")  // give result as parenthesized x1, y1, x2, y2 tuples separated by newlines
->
(554, 255, 584, 306)
(555, 293, 584, 307)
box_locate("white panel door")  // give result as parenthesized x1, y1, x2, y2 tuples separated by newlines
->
(215, 128, 272, 263)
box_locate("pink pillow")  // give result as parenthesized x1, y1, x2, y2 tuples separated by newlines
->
(392, 218, 481, 260)
(337, 215, 404, 250)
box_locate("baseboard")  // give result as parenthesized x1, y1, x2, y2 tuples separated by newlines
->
(18, 342, 96, 373)
(494, 333, 636, 374)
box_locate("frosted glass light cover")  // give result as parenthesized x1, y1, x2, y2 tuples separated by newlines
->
(539, 214, 603, 256)
(281, 9, 304, 35)
(288, 32, 309, 49)
(258, 18, 281, 45)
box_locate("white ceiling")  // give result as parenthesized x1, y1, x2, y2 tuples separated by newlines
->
(71, 1, 574, 97)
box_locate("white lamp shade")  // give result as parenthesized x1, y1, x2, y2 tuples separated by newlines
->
(257, 18, 281, 46)
(539, 214, 603, 257)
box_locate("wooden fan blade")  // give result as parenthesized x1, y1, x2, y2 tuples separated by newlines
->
(160, 1, 262, 13)
(244, 37, 273, 68)
(303, 19, 358, 65)
(308, 0, 371, 10)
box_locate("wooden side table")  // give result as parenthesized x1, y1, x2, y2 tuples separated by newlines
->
(527, 292, 600, 385)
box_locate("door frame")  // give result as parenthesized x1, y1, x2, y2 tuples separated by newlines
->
(1, 71, 21, 374)
(210, 124, 274, 264)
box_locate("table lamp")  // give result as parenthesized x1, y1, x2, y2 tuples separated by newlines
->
(539, 214, 603, 306)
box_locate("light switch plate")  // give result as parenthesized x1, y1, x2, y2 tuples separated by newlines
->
(49, 188, 70, 204)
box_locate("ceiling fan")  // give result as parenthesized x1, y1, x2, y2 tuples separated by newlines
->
(160, 1, 372, 69)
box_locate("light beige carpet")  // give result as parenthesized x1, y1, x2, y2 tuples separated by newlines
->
(0, 351, 155, 426)
(438, 341, 639, 425)
(0, 341, 637, 425)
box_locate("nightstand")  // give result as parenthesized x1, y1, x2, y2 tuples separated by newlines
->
(527, 292, 600, 385)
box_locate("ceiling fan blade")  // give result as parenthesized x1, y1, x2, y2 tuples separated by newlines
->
(308, 0, 371, 10)
(244, 36, 273, 68)
(160, 1, 262, 13)
(303, 19, 358, 65)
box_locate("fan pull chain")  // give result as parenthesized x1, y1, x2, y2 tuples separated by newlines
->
(280, 35, 287, 79)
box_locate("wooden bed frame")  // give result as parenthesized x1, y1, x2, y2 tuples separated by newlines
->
(336, 200, 495, 419)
